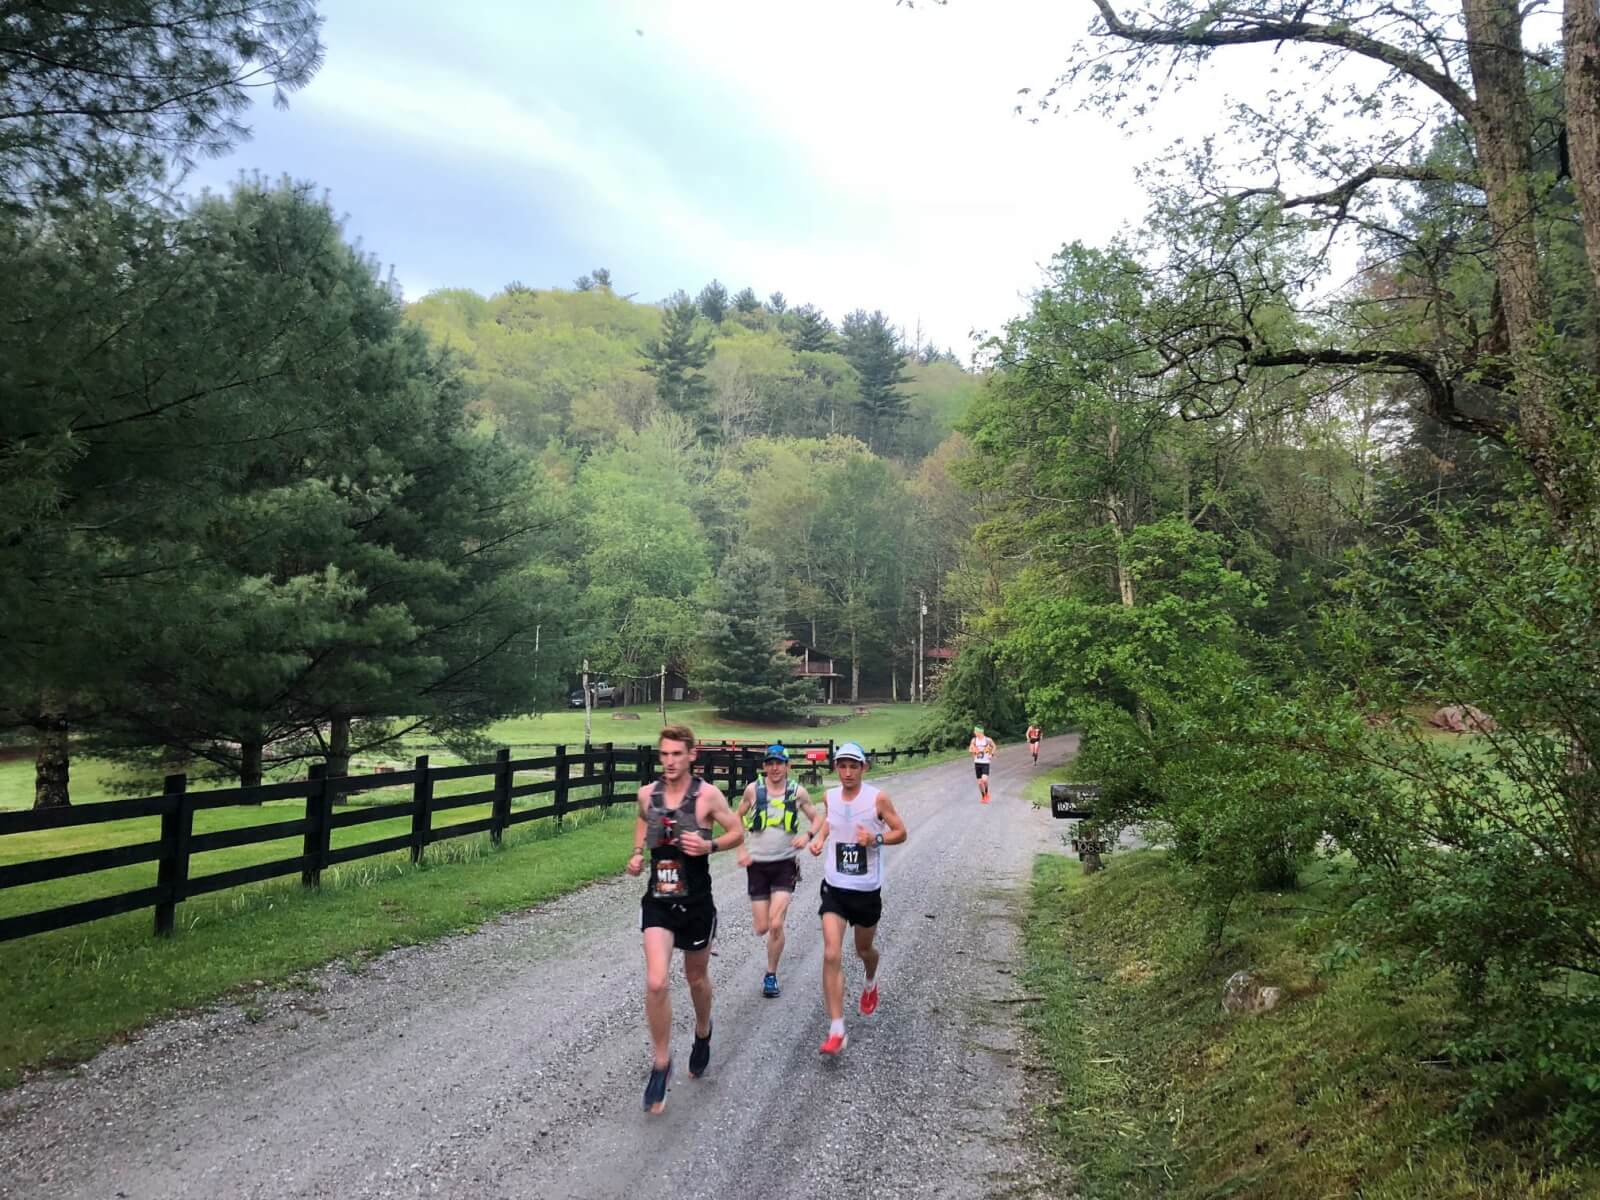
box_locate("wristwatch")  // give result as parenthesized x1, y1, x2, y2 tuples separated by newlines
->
(874, 833, 885, 846)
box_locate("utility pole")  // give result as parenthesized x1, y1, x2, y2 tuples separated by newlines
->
(917, 591, 927, 703)
(582, 657, 592, 746)
(659, 662, 667, 726)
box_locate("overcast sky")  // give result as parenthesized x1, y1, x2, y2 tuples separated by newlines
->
(188, 0, 1216, 355)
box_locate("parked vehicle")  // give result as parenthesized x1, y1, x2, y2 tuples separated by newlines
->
(568, 681, 618, 708)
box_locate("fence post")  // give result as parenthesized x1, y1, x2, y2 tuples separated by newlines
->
(639, 743, 654, 787)
(153, 773, 191, 937)
(302, 763, 332, 889)
(602, 742, 616, 807)
(410, 755, 432, 865)
(491, 747, 512, 848)
(553, 744, 569, 828)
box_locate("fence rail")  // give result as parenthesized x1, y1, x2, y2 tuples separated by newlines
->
(0, 739, 937, 943)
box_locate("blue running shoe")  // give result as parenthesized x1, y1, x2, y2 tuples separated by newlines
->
(643, 1060, 671, 1114)
(763, 972, 781, 998)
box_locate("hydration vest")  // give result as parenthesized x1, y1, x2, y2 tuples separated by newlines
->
(743, 779, 800, 834)
(645, 776, 708, 849)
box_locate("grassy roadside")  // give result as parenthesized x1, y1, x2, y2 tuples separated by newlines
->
(0, 737, 957, 1088)
(1023, 850, 1600, 1199)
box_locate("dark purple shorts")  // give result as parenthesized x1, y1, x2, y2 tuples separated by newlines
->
(746, 857, 801, 899)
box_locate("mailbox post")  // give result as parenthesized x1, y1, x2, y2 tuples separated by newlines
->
(1049, 782, 1109, 874)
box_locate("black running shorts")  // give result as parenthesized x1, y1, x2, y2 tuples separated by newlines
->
(746, 857, 801, 899)
(973, 762, 991, 779)
(818, 880, 882, 928)
(641, 896, 718, 951)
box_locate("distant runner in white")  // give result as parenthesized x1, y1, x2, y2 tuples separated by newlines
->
(807, 741, 908, 1056)
(968, 725, 997, 803)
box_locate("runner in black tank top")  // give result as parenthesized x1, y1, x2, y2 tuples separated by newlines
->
(625, 725, 743, 1114)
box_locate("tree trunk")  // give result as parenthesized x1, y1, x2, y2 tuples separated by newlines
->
(328, 714, 351, 806)
(1564, 0, 1600, 373)
(240, 737, 264, 796)
(32, 695, 69, 810)
(849, 626, 860, 703)
(1463, 0, 1564, 515)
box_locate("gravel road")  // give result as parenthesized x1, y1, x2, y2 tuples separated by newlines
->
(1, 737, 1082, 1200)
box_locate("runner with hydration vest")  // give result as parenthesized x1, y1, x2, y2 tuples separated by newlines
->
(735, 744, 821, 999)
(625, 724, 744, 1114)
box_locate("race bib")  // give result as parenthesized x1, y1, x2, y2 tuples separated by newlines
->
(834, 842, 868, 877)
(651, 858, 685, 898)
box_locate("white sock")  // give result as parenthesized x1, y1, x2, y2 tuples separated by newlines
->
(829, 1018, 845, 1036)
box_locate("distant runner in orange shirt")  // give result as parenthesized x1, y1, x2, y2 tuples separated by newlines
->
(1026, 722, 1042, 765)
(968, 725, 997, 803)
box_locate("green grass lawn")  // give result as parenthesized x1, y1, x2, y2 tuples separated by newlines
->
(0, 701, 939, 813)
(1024, 850, 1600, 1199)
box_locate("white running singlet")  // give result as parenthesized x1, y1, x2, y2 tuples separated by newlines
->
(822, 782, 884, 891)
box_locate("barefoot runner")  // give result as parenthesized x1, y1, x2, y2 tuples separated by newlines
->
(624, 725, 743, 1113)
(968, 725, 997, 802)
(736, 744, 821, 999)
(808, 742, 908, 1056)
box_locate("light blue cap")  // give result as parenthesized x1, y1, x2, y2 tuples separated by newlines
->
(833, 741, 867, 764)
(763, 744, 788, 762)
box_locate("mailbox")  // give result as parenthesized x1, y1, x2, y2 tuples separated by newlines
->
(1049, 782, 1101, 820)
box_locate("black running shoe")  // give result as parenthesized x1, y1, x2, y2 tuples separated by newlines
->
(643, 1060, 671, 1113)
(689, 1023, 713, 1078)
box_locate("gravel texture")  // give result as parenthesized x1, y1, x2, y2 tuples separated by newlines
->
(1, 738, 1082, 1200)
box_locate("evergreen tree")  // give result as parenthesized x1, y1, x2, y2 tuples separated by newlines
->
(573, 273, 594, 291)
(0, 0, 324, 210)
(696, 547, 814, 720)
(641, 293, 714, 431)
(767, 291, 787, 314)
(591, 266, 613, 290)
(697, 279, 729, 324)
(839, 309, 909, 453)
(788, 303, 834, 352)
(733, 286, 760, 314)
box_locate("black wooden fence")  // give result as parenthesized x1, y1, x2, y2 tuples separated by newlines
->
(0, 739, 937, 943)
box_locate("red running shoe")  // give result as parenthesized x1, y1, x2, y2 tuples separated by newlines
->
(859, 983, 879, 1016)
(818, 1032, 849, 1056)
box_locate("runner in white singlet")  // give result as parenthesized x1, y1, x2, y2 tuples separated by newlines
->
(806, 741, 908, 1056)
(968, 725, 997, 802)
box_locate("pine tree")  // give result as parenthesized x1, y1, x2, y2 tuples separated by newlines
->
(696, 547, 814, 720)
(641, 293, 714, 430)
(840, 309, 909, 453)
(697, 279, 729, 324)
(0, 0, 324, 210)
(767, 291, 788, 314)
(788, 303, 834, 352)
(733, 286, 760, 313)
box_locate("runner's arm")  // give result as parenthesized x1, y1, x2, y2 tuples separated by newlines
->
(793, 788, 822, 848)
(807, 814, 829, 856)
(626, 790, 649, 875)
(875, 792, 908, 845)
(683, 785, 743, 856)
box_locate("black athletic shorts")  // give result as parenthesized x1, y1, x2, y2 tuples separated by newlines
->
(974, 762, 991, 779)
(746, 857, 801, 899)
(641, 896, 718, 951)
(819, 880, 881, 928)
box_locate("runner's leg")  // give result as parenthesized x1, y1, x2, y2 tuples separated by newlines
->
(750, 896, 771, 938)
(766, 889, 793, 974)
(821, 912, 848, 1021)
(683, 945, 713, 1039)
(643, 927, 675, 1068)
(853, 922, 880, 985)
